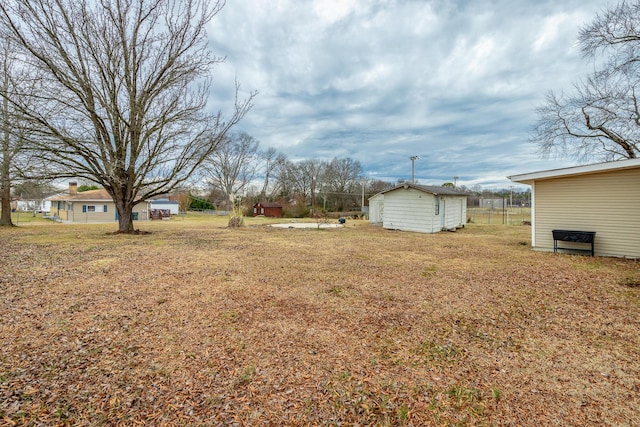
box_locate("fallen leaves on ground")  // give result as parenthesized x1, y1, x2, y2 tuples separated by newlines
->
(1, 220, 639, 426)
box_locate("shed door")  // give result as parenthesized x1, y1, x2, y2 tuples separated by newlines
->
(440, 198, 445, 228)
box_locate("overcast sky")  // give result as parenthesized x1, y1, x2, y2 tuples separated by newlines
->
(206, 0, 609, 189)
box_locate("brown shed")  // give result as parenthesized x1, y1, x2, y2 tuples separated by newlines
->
(253, 202, 283, 218)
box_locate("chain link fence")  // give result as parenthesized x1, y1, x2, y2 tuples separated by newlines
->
(467, 207, 531, 225)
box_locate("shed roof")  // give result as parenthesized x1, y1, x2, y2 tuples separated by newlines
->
(379, 183, 468, 197)
(508, 158, 640, 185)
(254, 201, 282, 208)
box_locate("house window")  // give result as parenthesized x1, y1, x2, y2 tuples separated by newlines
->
(132, 212, 139, 220)
(435, 197, 440, 216)
(83, 205, 107, 213)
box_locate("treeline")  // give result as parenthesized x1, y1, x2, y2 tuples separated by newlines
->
(195, 131, 533, 215)
(197, 131, 397, 215)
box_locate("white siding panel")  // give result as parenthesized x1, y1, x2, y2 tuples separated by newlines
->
(150, 201, 179, 214)
(534, 168, 640, 257)
(383, 188, 436, 233)
(368, 194, 384, 224)
(443, 196, 466, 229)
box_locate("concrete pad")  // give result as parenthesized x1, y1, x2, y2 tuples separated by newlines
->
(269, 222, 344, 229)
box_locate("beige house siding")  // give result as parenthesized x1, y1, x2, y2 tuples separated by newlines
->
(132, 203, 148, 221)
(69, 202, 115, 223)
(49, 200, 149, 223)
(50, 201, 70, 220)
(533, 168, 640, 257)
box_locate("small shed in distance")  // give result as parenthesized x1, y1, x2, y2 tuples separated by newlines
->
(253, 201, 283, 218)
(150, 198, 180, 215)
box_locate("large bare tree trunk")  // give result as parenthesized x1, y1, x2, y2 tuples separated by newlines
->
(117, 208, 134, 233)
(0, 43, 13, 227)
(0, 162, 12, 226)
(110, 183, 136, 233)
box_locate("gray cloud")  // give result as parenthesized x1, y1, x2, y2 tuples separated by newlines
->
(206, 0, 608, 189)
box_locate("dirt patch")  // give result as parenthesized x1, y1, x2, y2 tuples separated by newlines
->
(105, 228, 152, 235)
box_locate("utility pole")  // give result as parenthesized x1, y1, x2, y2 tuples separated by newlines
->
(453, 176, 459, 188)
(509, 185, 513, 208)
(409, 155, 420, 184)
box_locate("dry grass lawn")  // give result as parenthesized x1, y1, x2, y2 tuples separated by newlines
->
(1, 216, 639, 426)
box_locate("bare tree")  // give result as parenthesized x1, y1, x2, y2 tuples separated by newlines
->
(531, 1, 640, 161)
(0, 39, 33, 226)
(0, 40, 15, 226)
(532, 76, 639, 161)
(580, 0, 640, 70)
(286, 161, 313, 201)
(0, 0, 254, 232)
(259, 147, 287, 199)
(271, 159, 296, 200)
(205, 132, 259, 210)
(368, 179, 394, 195)
(297, 159, 326, 214)
(324, 157, 362, 211)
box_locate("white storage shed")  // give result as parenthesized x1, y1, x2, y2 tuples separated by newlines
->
(369, 184, 467, 233)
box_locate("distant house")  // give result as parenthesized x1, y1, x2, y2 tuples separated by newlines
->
(509, 158, 640, 258)
(149, 198, 180, 215)
(253, 201, 283, 218)
(16, 199, 52, 213)
(369, 183, 467, 233)
(47, 182, 150, 223)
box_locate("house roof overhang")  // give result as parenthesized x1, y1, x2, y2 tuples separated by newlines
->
(508, 158, 640, 185)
